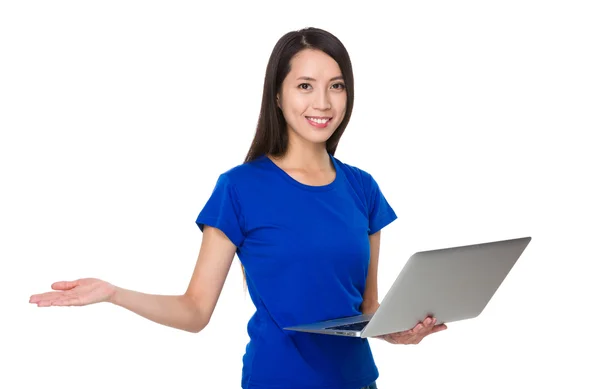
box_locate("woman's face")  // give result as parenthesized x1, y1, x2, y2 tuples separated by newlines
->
(277, 49, 347, 148)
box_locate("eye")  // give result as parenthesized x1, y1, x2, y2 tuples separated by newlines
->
(298, 83, 311, 90)
(331, 83, 346, 90)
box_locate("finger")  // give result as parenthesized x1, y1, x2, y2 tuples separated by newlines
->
(411, 323, 424, 334)
(431, 324, 448, 333)
(51, 297, 82, 306)
(37, 298, 57, 307)
(50, 293, 84, 306)
(413, 323, 429, 336)
(30, 291, 67, 303)
(419, 324, 447, 338)
(29, 294, 42, 303)
(32, 290, 78, 306)
(51, 280, 79, 291)
(424, 317, 437, 329)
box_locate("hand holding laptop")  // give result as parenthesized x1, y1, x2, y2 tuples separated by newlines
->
(374, 316, 447, 345)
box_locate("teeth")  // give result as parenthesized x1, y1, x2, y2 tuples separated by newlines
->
(307, 117, 329, 124)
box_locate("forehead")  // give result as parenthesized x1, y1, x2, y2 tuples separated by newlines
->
(287, 49, 342, 79)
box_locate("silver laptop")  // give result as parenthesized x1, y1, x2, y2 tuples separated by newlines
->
(283, 236, 531, 338)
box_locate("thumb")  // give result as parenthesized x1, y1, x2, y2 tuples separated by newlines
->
(51, 280, 79, 290)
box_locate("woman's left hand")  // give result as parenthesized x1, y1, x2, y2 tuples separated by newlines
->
(375, 317, 447, 345)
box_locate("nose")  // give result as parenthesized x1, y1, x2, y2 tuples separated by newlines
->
(312, 89, 331, 111)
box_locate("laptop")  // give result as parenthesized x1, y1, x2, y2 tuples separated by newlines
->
(283, 236, 531, 338)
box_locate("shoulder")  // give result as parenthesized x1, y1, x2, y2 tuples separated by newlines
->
(211, 156, 273, 197)
(334, 155, 398, 229)
(217, 155, 270, 182)
(332, 155, 376, 190)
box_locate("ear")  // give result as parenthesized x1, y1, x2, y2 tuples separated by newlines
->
(276, 93, 281, 108)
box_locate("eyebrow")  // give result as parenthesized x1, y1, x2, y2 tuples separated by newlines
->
(296, 76, 345, 82)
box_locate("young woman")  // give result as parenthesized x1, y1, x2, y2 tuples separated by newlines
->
(30, 27, 447, 389)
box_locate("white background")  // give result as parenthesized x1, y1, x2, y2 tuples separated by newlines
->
(1, 1, 599, 388)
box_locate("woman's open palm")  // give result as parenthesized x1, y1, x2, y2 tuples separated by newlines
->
(30, 278, 116, 307)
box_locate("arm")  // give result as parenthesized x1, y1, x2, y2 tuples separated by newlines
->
(30, 225, 237, 334)
(112, 226, 236, 333)
(360, 231, 381, 315)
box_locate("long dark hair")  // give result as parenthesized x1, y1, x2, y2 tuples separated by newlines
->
(244, 27, 355, 163)
(239, 28, 354, 288)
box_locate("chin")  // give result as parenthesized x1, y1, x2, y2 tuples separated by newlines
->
(304, 132, 336, 145)
(289, 121, 339, 146)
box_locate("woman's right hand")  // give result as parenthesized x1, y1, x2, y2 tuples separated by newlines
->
(29, 278, 117, 307)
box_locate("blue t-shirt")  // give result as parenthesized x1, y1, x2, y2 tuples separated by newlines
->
(196, 154, 397, 389)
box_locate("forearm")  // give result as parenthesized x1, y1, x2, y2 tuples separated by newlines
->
(360, 300, 380, 315)
(110, 287, 207, 333)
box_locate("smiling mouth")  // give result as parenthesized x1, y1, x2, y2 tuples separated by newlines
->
(306, 116, 332, 125)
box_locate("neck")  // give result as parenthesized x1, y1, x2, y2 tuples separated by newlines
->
(275, 132, 331, 171)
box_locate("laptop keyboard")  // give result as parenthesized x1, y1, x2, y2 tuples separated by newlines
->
(325, 321, 370, 331)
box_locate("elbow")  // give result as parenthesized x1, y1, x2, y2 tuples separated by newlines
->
(186, 303, 211, 333)
(180, 293, 211, 333)
(187, 318, 209, 333)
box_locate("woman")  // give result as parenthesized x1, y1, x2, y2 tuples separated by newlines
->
(30, 27, 447, 389)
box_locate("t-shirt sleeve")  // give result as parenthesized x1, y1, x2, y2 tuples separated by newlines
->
(363, 172, 398, 235)
(195, 173, 245, 247)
